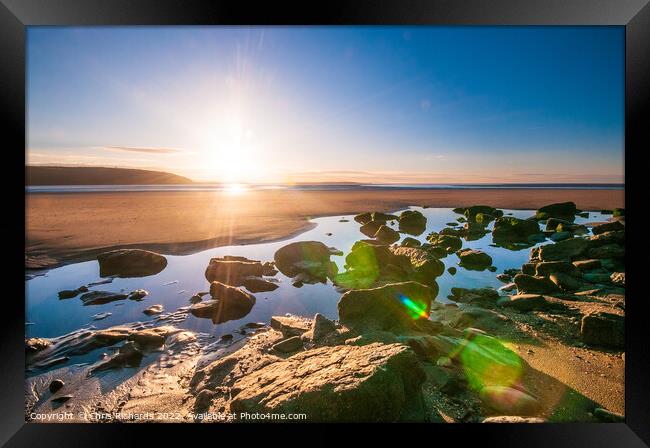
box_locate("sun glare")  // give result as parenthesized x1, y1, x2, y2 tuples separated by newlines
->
(223, 183, 248, 194)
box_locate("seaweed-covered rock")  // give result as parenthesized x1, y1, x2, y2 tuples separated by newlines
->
(462, 205, 504, 222)
(230, 343, 426, 422)
(427, 233, 462, 253)
(338, 281, 435, 333)
(274, 241, 337, 282)
(535, 202, 577, 221)
(374, 225, 400, 244)
(398, 210, 427, 235)
(390, 246, 445, 282)
(401, 237, 421, 248)
(354, 212, 398, 225)
(492, 217, 541, 243)
(97, 249, 167, 278)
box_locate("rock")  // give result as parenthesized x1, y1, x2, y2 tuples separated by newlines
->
(355, 212, 398, 225)
(463, 205, 503, 221)
(338, 281, 435, 333)
(229, 343, 426, 422)
(143, 304, 164, 315)
(572, 259, 602, 271)
(270, 316, 311, 338)
(79, 291, 128, 306)
(589, 230, 624, 246)
(587, 244, 624, 259)
(492, 217, 541, 243)
(51, 395, 74, 404)
(427, 233, 462, 253)
(127, 289, 148, 301)
(390, 246, 445, 282)
(128, 327, 175, 347)
(49, 379, 65, 394)
(91, 341, 143, 372)
(193, 390, 215, 414)
(204, 257, 264, 285)
(482, 416, 545, 423)
(311, 313, 336, 341)
(447, 267, 457, 275)
(439, 227, 464, 237)
(593, 407, 624, 422)
(610, 272, 625, 286)
(262, 261, 278, 276)
(401, 237, 421, 248)
(58, 286, 89, 300)
(273, 241, 337, 282)
(272, 336, 304, 353)
(92, 312, 112, 320)
(550, 231, 573, 242)
(475, 213, 496, 225)
(513, 274, 559, 294)
(612, 208, 625, 217)
(448, 287, 499, 306)
(451, 307, 508, 331)
(549, 272, 580, 291)
(25, 337, 51, 353)
(535, 202, 577, 221)
(496, 273, 512, 283)
(189, 282, 256, 324)
(345, 331, 399, 346)
(557, 223, 588, 235)
(241, 276, 279, 293)
(374, 225, 400, 244)
(457, 249, 493, 271)
(545, 217, 574, 231)
(535, 237, 590, 261)
(534, 261, 579, 277)
(398, 210, 427, 235)
(96, 249, 167, 278)
(359, 220, 384, 238)
(580, 312, 624, 348)
(480, 385, 540, 416)
(463, 222, 490, 239)
(583, 272, 614, 284)
(521, 263, 537, 275)
(497, 294, 548, 311)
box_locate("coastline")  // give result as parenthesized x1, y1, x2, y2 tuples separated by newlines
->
(26, 188, 624, 269)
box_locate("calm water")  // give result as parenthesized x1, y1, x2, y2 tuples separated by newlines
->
(26, 207, 608, 341)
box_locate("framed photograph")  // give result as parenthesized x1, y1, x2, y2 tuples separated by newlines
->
(2, 0, 648, 445)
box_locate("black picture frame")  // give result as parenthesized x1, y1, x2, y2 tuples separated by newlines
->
(2, 0, 648, 445)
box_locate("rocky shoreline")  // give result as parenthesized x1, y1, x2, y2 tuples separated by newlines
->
(25, 202, 625, 423)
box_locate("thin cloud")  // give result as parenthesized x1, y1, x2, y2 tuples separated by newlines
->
(104, 146, 182, 154)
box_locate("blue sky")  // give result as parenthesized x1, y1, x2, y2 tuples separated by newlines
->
(27, 26, 624, 183)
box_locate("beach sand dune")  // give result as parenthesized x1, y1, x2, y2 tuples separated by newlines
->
(26, 188, 623, 268)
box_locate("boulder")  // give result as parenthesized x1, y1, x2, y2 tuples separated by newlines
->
(241, 276, 279, 293)
(360, 220, 383, 238)
(398, 210, 427, 235)
(49, 379, 65, 394)
(229, 343, 426, 422)
(142, 304, 164, 315)
(549, 272, 581, 291)
(389, 246, 445, 281)
(535, 238, 591, 261)
(272, 336, 303, 353)
(456, 249, 493, 271)
(513, 274, 559, 294)
(587, 244, 624, 259)
(535, 202, 577, 221)
(270, 316, 311, 338)
(311, 313, 337, 341)
(354, 212, 397, 225)
(274, 241, 337, 282)
(572, 259, 601, 271)
(401, 237, 421, 248)
(127, 289, 149, 301)
(475, 213, 496, 225)
(580, 312, 624, 348)
(589, 230, 624, 247)
(591, 220, 625, 235)
(463, 205, 503, 221)
(96, 249, 167, 278)
(427, 233, 463, 253)
(58, 286, 89, 300)
(492, 217, 541, 243)
(374, 225, 400, 244)
(25, 337, 51, 353)
(204, 257, 264, 285)
(534, 261, 579, 277)
(612, 208, 625, 217)
(497, 294, 548, 311)
(338, 281, 435, 333)
(189, 282, 256, 324)
(545, 217, 574, 231)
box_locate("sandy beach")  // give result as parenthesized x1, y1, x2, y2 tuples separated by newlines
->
(26, 188, 624, 268)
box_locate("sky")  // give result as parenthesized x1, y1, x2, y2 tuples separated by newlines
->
(27, 26, 624, 184)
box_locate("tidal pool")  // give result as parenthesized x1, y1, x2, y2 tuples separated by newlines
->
(26, 207, 607, 342)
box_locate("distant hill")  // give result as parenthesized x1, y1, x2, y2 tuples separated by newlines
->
(26, 166, 193, 185)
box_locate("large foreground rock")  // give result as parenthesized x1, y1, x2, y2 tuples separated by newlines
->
(338, 281, 435, 333)
(97, 249, 167, 278)
(230, 343, 426, 422)
(273, 241, 337, 282)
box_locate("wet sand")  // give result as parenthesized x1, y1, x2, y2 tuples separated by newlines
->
(26, 188, 624, 268)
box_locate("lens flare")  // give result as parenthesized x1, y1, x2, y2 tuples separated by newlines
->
(399, 294, 429, 319)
